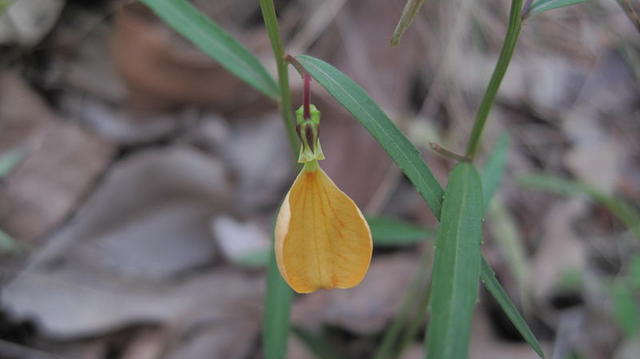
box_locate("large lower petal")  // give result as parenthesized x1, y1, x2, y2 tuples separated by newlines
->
(275, 167, 372, 293)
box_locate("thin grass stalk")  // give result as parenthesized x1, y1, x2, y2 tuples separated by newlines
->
(259, 0, 299, 153)
(464, 0, 524, 160)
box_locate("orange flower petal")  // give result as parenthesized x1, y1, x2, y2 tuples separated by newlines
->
(275, 167, 372, 293)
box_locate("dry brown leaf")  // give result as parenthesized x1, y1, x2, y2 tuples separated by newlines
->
(0, 71, 115, 242)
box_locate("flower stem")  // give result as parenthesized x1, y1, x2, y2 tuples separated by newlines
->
(285, 54, 307, 77)
(303, 73, 311, 119)
(464, 0, 524, 161)
(259, 0, 299, 155)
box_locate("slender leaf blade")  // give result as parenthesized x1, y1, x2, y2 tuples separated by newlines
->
(297, 55, 444, 217)
(391, 0, 426, 46)
(481, 134, 509, 210)
(518, 174, 584, 196)
(140, 0, 279, 100)
(481, 258, 545, 357)
(426, 162, 483, 359)
(263, 252, 294, 359)
(529, 0, 590, 15)
(367, 216, 435, 246)
(519, 174, 640, 239)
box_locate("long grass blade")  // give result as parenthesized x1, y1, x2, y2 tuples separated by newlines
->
(391, 0, 427, 46)
(140, 0, 279, 100)
(296, 55, 444, 217)
(426, 162, 483, 359)
(519, 174, 640, 240)
(528, 0, 590, 15)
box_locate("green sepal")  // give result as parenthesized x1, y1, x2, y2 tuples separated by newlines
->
(295, 105, 325, 163)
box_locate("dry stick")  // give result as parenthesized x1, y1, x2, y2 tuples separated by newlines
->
(429, 142, 470, 162)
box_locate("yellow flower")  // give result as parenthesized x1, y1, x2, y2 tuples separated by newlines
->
(274, 105, 372, 293)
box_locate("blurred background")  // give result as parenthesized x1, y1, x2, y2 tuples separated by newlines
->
(0, 0, 639, 358)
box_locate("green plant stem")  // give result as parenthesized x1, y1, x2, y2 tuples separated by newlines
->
(464, 0, 524, 161)
(259, 0, 299, 154)
(259, 3, 298, 359)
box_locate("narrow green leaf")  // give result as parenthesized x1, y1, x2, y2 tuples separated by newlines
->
(367, 216, 435, 246)
(391, 0, 426, 46)
(529, 0, 590, 15)
(518, 174, 583, 196)
(481, 134, 509, 210)
(263, 252, 294, 359)
(140, 0, 279, 100)
(519, 174, 640, 240)
(481, 259, 545, 357)
(426, 162, 483, 359)
(297, 55, 444, 217)
(0, 149, 23, 178)
(292, 326, 346, 359)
